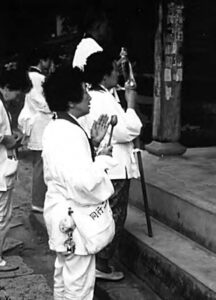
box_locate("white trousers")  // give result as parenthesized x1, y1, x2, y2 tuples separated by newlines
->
(0, 189, 14, 257)
(54, 253, 95, 300)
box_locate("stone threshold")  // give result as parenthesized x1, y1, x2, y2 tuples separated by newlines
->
(120, 204, 216, 300)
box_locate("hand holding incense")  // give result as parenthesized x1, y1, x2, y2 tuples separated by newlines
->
(107, 115, 118, 146)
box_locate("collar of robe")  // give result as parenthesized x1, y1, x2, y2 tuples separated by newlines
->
(54, 111, 95, 161)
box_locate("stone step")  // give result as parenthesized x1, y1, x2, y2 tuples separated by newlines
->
(120, 204, 216, 300)
(30, 212, 162, 300)
(130, 147, 216, 253)
(3, 237, 23, 253)
(95, 260, 162, 300)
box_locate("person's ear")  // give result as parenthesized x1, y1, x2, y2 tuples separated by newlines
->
(102, 74, 108, 85)
(68, 101, 75, 109)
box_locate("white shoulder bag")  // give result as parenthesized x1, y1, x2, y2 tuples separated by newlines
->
(70, 200, 115, 255)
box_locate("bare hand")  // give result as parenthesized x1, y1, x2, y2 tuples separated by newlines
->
(98, 145, 113, 157)
(124, 88, 137, 109)
(117, 58, 137, 81)
(117, 57, 128, 80)
(13, 131, 24, 148)
(91, 114, 109, 147)
(1, 135, 17, 149)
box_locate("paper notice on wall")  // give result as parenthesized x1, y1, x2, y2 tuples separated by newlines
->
(165, 56, 173, 68)
(172, 42, 177, 54)
(175, 68, 183, 81)
(165, 45, 172, 55)
(165, 86, 172, 100)
(164, 68, 172, 81)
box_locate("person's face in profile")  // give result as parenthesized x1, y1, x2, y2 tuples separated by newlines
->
(41, 58, 52, 76)
(104, 61, 119, 89)
(74, 83, 91, 118)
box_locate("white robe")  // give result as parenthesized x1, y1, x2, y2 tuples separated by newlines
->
(79, 88, 143, 179)
(0, 100, 18, 191)
(18, 70, 52, 150)
(42, 117, 116, 255)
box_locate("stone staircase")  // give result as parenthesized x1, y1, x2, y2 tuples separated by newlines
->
(119, 147, 216, 299)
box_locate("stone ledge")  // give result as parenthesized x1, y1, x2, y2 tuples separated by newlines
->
(120, 205, 216, 300)
(130, 147, 216, 252)
(145, 141, 187, 156)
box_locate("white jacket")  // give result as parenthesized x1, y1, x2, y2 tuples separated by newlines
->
(18, 69, 52, 150)
(42, 117, 116, 254)
(79, 88, 143, 179)
(0, 100, 18, 191)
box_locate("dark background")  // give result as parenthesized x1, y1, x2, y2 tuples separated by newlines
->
(0, 0, 157, 72)
(1, 0, 216, 146)
(1, 0, 216, 101)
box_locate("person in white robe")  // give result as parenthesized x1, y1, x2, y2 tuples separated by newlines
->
(18, 47, 53, 213)
(0, 67, 31, 271)
(42, 66, 116, 300)
(80, 50, 143, 281)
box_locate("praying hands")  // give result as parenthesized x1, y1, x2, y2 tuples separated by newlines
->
(91, 114, 109, 147)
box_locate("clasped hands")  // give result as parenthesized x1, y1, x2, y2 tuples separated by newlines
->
(2, 130, 23, 150)
(90, 114, 113, 157)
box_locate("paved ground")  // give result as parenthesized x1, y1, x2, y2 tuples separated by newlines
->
(0, 148, 162, 299)
(0, 149, 54, 299)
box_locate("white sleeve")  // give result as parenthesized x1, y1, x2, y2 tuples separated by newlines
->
(111, 108, 143, 143)
(0, 102, 7, 141)
(0, 103, 4, 140)
(82, 92, 143, 143)
(18, 89, 51, 135)
(27, 88, 50, 113)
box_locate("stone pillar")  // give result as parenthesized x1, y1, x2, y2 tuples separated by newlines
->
(145, 0, 186, 156)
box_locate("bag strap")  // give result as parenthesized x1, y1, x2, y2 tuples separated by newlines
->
(55, 111, 95, 161)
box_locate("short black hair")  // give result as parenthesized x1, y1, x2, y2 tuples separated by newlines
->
(26, 46, 52, 66)
(43, 66, 85, 112)
(0, 67, 32, 93)
(84, 50, 116, 88)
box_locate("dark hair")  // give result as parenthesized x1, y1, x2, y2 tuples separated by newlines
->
(43, 66, 85, 112)
(0, 67, 32, 93)
(26, 46, 51, 66)
(84, 50, 116, 88)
